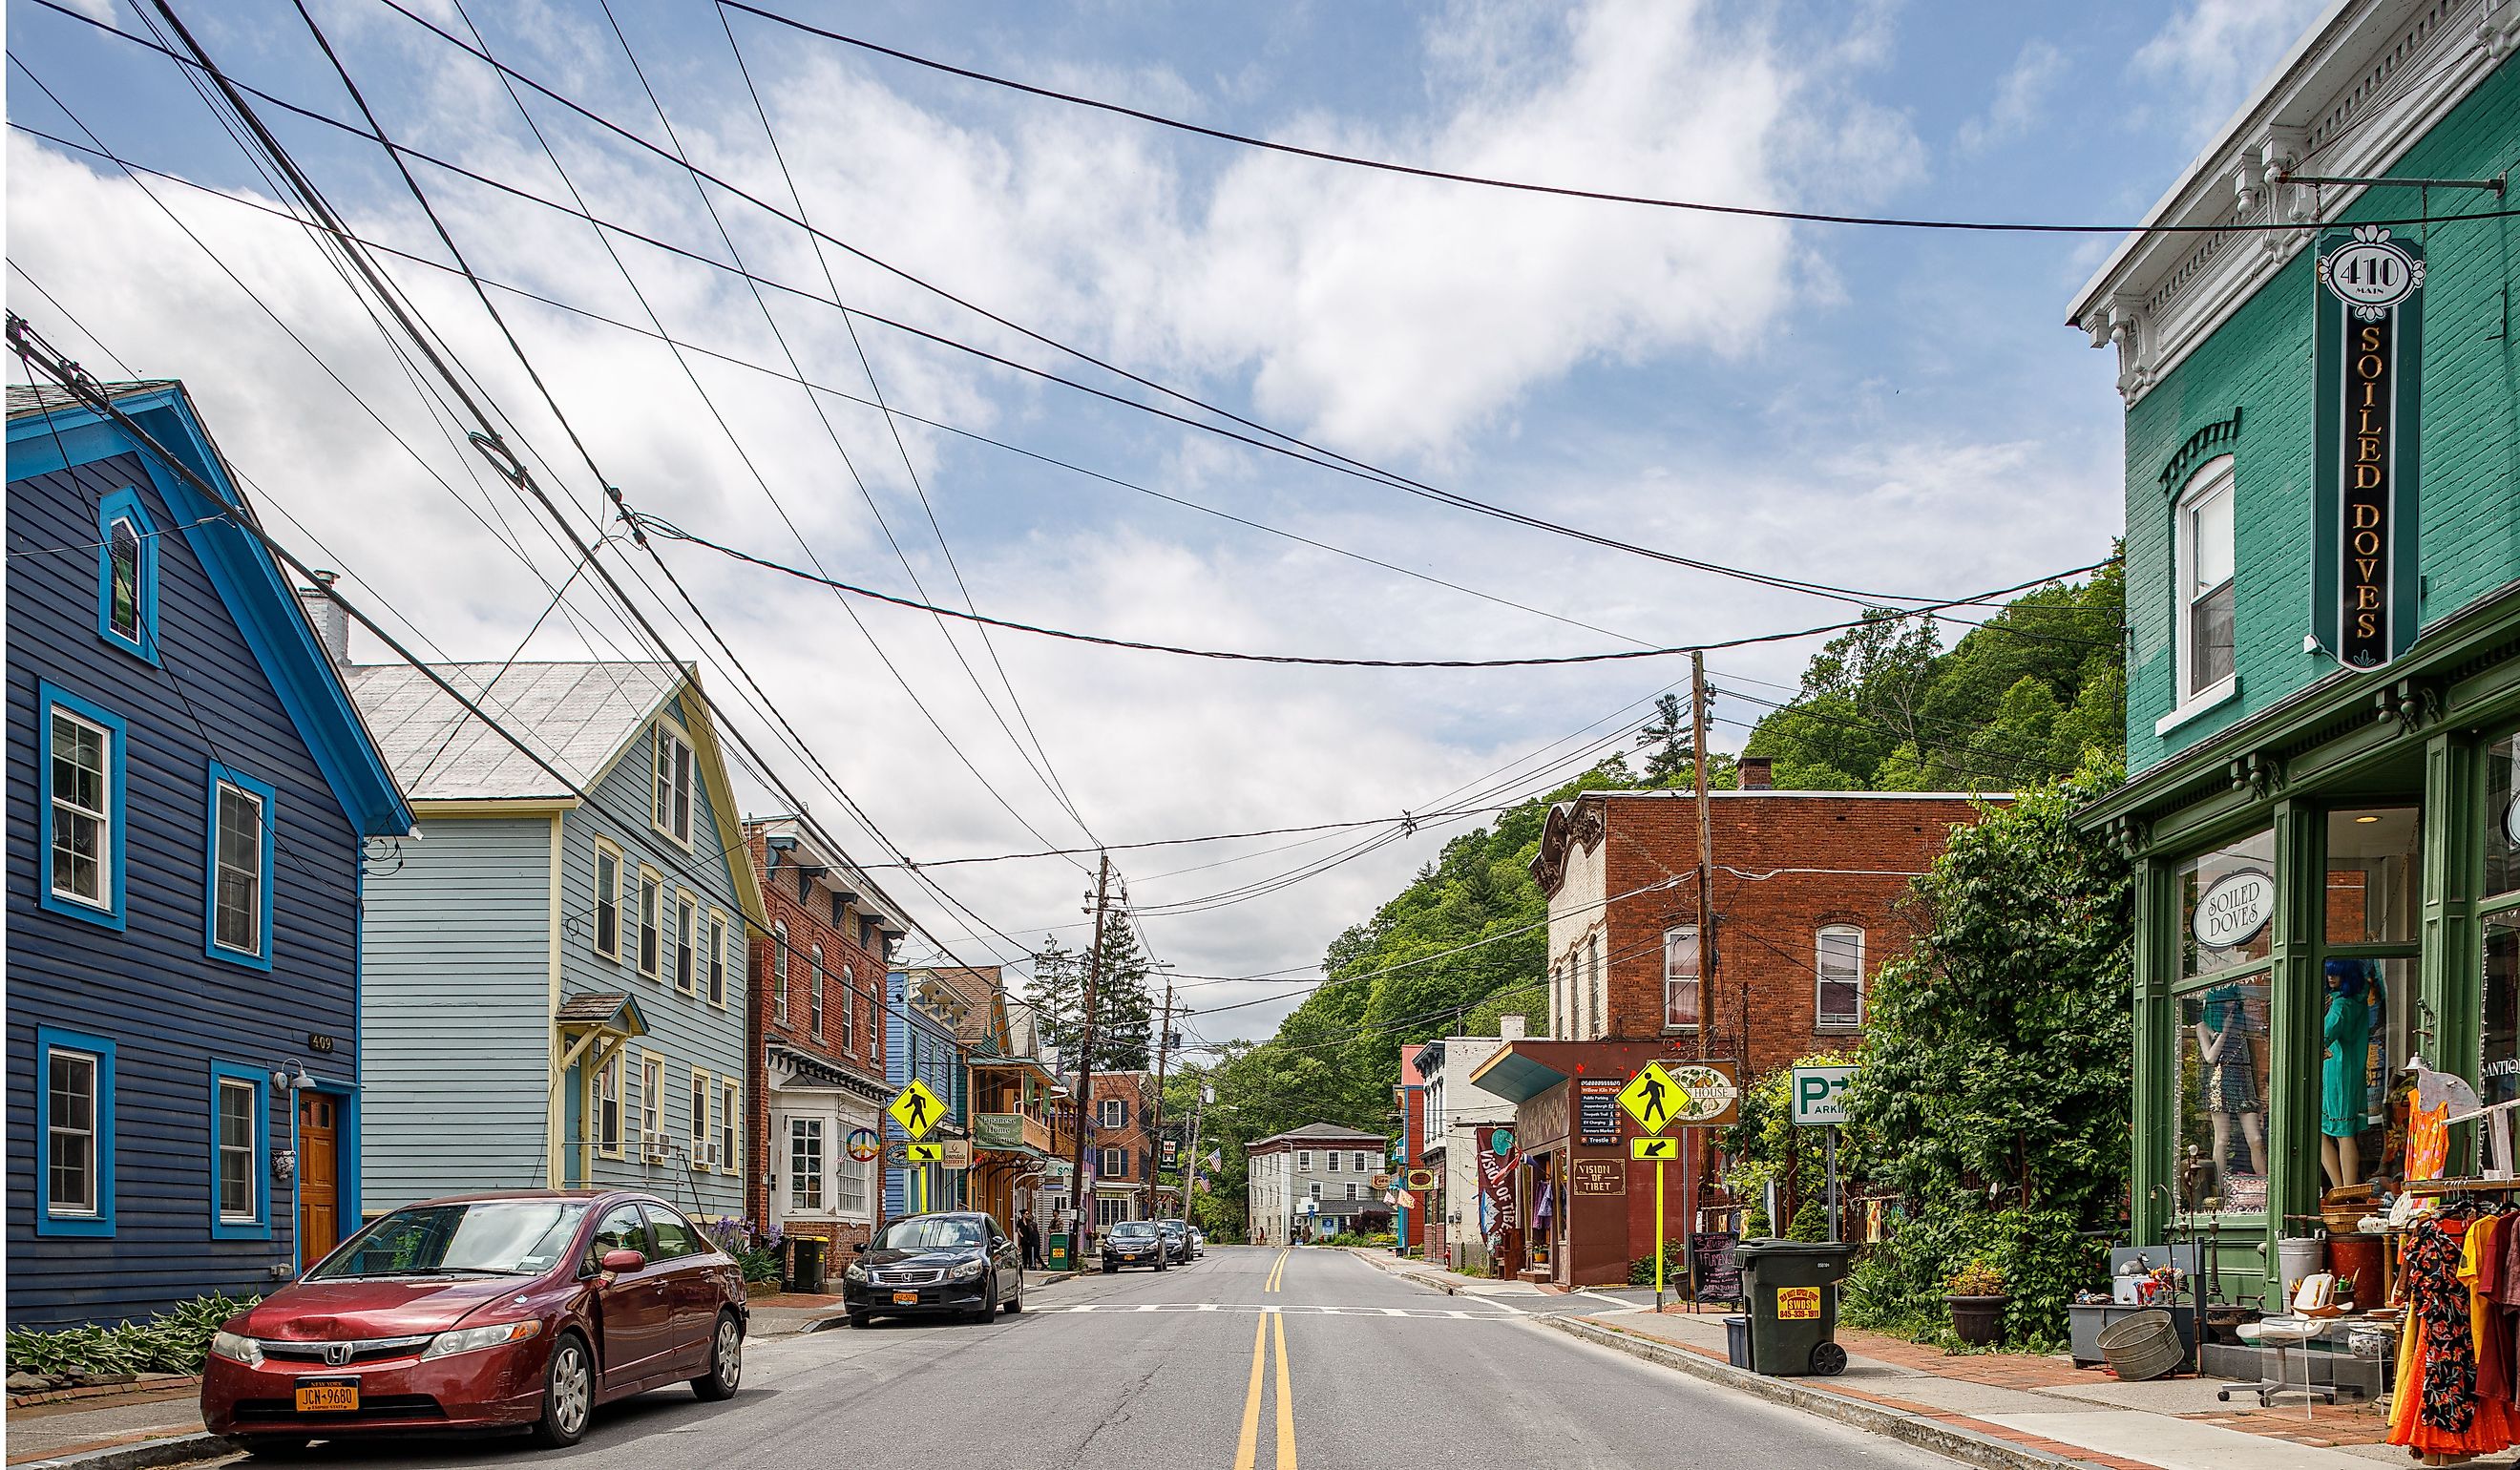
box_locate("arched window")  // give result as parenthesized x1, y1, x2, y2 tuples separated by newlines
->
(809, 945, 826, 1037)
(1816, 926, 1864, 1030)
(841, 965, 856, 1050)
(771, 922, 789, 1026)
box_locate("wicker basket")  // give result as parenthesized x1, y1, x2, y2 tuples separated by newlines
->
(2095, 1309, 2185, 1382)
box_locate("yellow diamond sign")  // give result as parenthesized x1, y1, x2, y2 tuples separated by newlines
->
(1618, 1060, 1687, 1134)
(888, 1080, 947, 1140)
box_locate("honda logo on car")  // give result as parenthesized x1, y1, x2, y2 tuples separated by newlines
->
(2193, 868, 2275, 949)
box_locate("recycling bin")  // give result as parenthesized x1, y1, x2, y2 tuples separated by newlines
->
(1048, 1232, 1072, 1272)
(787, 1236, 827, 1295)
(1734, 1238, 1853, 1376)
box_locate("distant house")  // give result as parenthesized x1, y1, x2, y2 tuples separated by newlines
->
(1244, 1124, 1389, 1245)
(344, 657, 762, 1224)
(6, 382, 411, 1327)
(885, 967, 973, 1216)
(744, 816, 898, 1255)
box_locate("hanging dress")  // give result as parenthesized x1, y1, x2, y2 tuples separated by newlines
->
(2392, 1216, 2515, 1457)
(2409, 1099, 2453, 1183)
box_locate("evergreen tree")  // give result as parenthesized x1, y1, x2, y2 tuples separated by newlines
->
(1637, 693, 1694, 786)
(1083, 908, 1156, 1072)
(1025, 936, 1086, 1067)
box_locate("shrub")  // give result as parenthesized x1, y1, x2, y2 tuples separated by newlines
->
(1627, 1239, 1687, 1286)
(5, 1293, 260, 1378)
(1841, 1205, 2100, 1352)
(702, 1216, 788, 1285)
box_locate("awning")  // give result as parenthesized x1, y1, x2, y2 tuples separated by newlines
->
(1466, 1042, 1570, 1102)
(556, 991, 645, 1038)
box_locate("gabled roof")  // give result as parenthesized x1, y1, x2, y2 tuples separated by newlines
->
(346, 661, 682, 801)
(6, 380, 412, 838)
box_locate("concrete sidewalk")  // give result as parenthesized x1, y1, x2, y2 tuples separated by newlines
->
(1347, 1250, 2452, 1470)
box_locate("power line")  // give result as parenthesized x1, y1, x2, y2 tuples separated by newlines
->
(717, 0, 2518, 237)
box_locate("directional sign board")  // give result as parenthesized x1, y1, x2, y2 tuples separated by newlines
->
(1618, 1060, 1686, 1133)
(1630, 1135, 1680, 1161)
(887, 1080, 947, 1140)
(905, 1142, 947, 1165)
(1792, 1065, 1858, 1126)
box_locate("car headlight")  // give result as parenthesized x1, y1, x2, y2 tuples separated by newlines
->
(208, 1331, 262, 1368)
(418, 1319, 544, 1361)
(844, 1263, 870, 1284)
(949, 1259, 987, 1282)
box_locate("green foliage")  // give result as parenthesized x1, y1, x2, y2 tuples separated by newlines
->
(1321, 1232, 1396, 1248)
(1786, 1197, 1828, 1242)
(5, 1293, 260, 1377)
(1947, 1261, 2007, 1296)
(1718, 1049, 1855, 1239)
(1742, 563, 2124, 792)
(1628, 1238, 1688, 1286)
(1841, 1207, 2103, 1352)
(1029, 908, 1158, 1073)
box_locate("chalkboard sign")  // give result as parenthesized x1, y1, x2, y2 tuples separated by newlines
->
(1578, 1078, 1621, 1147)
(1692, 1232, 1742, 1304)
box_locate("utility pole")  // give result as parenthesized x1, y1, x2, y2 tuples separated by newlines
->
(1687, 651, 1715, 1299)
(1065, 854, 1112, 1257)
(1147, 980, 1177, 1220)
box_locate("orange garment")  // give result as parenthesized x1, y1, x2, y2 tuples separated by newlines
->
(2393, 1217, 2516, 1456)
(2409, 1100, 2452, 1182)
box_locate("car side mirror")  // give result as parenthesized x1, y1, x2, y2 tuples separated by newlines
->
(851, 1241, 870, 1253)
(600, 1249, 646, 1274)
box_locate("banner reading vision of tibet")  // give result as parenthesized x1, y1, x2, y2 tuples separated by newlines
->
(2313, 225, 2425, 672)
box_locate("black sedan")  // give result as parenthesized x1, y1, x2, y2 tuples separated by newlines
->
(1101, 1220, 1169, 1272)
(842, 1212, 1022, 1327)
(1155, 1218, 1194, 1264)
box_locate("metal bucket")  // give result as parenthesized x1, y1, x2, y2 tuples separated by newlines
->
(2277, 1237, 2325, 1308)
(2095, 1309, 2185, 1382)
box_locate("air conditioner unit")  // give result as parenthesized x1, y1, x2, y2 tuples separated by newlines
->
(704, 1142, 725, 1170)
(641, 1132, 670, 1163)
(688, 1144, 709, 1169)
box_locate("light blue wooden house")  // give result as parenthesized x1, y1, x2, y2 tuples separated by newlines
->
(335, 654, 764, 1225)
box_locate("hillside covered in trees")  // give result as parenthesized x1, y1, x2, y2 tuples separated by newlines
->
(1167, 561, 2124, 1236)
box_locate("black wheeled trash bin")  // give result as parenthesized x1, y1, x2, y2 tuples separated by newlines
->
(787, 1236, 827, 1294)
(1734, 1238, 1853, 1376)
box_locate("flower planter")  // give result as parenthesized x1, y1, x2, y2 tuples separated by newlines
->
(1948, 1293, 2009, 1347)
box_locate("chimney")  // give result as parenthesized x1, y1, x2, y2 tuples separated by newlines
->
(298, 570, 350, 667)
(1738, 755, 1774, 790)
(1498, 1014, 1526, 1042)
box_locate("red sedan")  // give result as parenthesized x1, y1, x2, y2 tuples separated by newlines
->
(201, 1190, 747, 1452)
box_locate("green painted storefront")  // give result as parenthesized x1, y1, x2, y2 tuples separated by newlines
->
(2079, 44, 2520, 1302)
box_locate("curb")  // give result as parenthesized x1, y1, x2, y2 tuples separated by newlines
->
(1341, 1248, 1464, 1296)
(1537, 1316, 2123, 1470)
(10, 1434, 229, 1470)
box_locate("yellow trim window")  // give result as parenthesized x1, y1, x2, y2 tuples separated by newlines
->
(638, 869, 663, 979)
(640, 1052, 664, 1160)
(592, 840, 623, 961)
(707, 910, 729, 1007)
(689, 1069, 710, 1168)
(674, 891, 698, 995)
(718, 1080, 740, 1174)
(651, 722, 695, 847)
(595, 1051, 624, 1158)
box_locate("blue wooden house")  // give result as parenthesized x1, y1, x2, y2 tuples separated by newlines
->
(6, 382, 412, 1328)
(344, 658, 763, 1227)
(884, 968, 972, 1217)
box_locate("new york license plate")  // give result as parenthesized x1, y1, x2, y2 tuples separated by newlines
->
(892, 1291, 920, 1304)
(294, 1379, 359, 1413)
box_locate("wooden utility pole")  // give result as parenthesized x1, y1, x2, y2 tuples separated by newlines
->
(1687, 652, 1715, 1296)
(1147, 980, 1177, 1219)
(1066, 854, 1112, 1255)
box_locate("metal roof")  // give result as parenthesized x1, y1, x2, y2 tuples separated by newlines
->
(345, 660, 682, 801)
(7, 380, 181, 420)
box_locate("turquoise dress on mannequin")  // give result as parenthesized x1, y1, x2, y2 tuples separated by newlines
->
(2321, 986, 2371, 1138)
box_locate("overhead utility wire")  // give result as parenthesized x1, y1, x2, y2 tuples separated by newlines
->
(716, 0, 2517, 236)
(74, 0, 1984, 616)
(632, 514, 2116, 668)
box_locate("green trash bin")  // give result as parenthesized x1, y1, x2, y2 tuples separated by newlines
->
(1047, 1232, 1072, 1272)
(1734, 1238, 1853, 1376)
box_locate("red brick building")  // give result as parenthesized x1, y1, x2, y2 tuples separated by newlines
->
(1393, 1045, 1431, 1254)
(1078, 1071, 1162, 1228)
(1470, 769, 2000, 1286)
(743, 817, 902, 1260)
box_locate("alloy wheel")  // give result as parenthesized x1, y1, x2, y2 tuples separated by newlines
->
(550, 1340, 591, 1438)
(714, 1316, 742, 1392)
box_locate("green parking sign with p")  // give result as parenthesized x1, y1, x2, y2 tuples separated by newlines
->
(1791, 1065, 1858, 1126)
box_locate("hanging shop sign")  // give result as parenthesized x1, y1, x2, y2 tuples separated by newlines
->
(1571, 1159, 1626, 1196)
(2193, 868, 2277, 950)
(2314, 225, 2425, 671)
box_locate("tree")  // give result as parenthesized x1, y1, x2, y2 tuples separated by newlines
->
(1081, 906, 1155, 1073)
(1026, 936, 1087, 1066)
(1637, 694, 1693, 785)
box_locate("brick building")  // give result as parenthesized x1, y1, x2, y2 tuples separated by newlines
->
(744, 817, 902, 1259)
(1469, 772, 1998, 1286)
(1079, 1071, 1160, 1228)
(1392, 1045, 1431, 1255)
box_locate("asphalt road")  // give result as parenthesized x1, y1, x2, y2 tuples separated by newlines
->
(234, 1247, 1963, 1470)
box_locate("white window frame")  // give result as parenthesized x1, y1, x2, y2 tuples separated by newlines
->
(594, 1051, 624, 1157)
(2174, 456, 2237, 705)
(638, 869, 663, 979)
(834, 1129, 871, 1219)
(1296, 1150, 1312, 1172)
(1346, 1182, 1359, 1201)
(719, 1081, 740, 1174)
(771, 922, 789, 1025)
(809, 946, 826, 1037)
(652, 722, 695, 847)
(706, 910, 728, 1006)
(105, 514, 145, 644)
(49, 707, 114, 911)
(215, 1076, 259, 1224)
(209, 777, 267, 957)
(1101, 1146, 1126, 1178)
(789, 1117, 825, 1210)
(1588, 934, 1604, 1040)
(47, 1045, 101, 1217)
(1309, 1183, 1322, 1201)
(592, 839, 623, 961)
(1816, 925, 1865, 1030)
(840, 965, 855, 1050)
(1099, 1097, 1124, 1128)
(1354, 1151, 1369, 1173)
(689, 1069, 710, 1164)
(674, 891, 698, 994)
(640, 1052, 663, 1151)
(1663, 925, 1701, 1032)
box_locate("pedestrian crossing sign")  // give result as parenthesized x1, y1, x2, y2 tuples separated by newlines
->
(1630, 1136, 1679, 1161)
(888, 1080, 947, 1140)
(1617, 1060, 1687, 1134)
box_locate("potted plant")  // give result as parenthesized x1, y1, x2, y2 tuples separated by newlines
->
(1947, 1261, 2009, 1347)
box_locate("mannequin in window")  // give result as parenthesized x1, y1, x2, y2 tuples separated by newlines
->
(2198, 983, 2268, 1183)
(2321, 959, 2376, 1189)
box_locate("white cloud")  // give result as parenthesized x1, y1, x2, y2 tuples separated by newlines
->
(2132, 0, 2330, 143)
(1958, 40, 2068, 154)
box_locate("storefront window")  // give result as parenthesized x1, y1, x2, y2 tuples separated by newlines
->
(2179, 830, 2276, 978)
(2488, 734, 2519, 902)
(2180, 982, 2271, 1211)
(2327, 808, 2421, 944)
(2484, 917, 2520, 1113)
(2319, 956, 2407, 1191)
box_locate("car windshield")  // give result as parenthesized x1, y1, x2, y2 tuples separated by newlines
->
(874, 1217, 984, 1251)
(1158, 1221, 1186, 1234)
(310, 1201, 591, 1280)
(1109, 1222, 1159, 1240)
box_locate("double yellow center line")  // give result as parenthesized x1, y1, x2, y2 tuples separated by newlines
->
(1264, 1248, 1289, 1292)
(1232, 1311, 1296, 1470)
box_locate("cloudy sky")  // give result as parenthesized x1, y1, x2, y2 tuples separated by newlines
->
(6, 0, 2323, 1039)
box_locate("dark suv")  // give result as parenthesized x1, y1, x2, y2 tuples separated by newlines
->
(1101, 1220, 1168, 1272)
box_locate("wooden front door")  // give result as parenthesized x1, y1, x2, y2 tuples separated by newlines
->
(298, 1093, 341, 1263)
